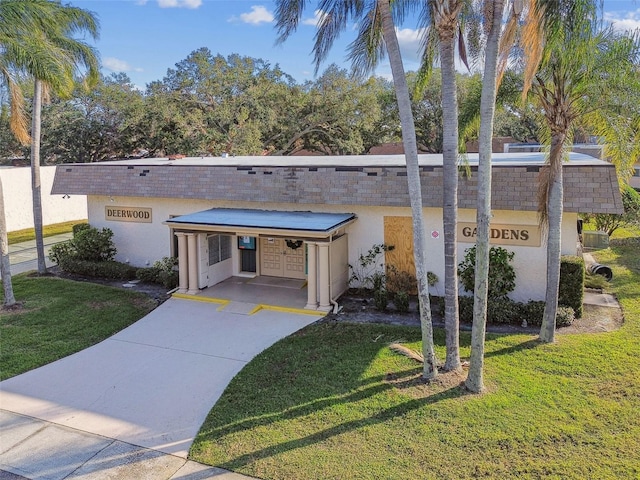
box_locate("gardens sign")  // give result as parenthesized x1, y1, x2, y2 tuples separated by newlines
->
(105, 206, 152, 223)
(458, 222, 541, 247)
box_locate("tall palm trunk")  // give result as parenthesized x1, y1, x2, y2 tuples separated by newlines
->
(466, 0, 504, 393)
(31, 79, 46, 274)
(379, 0, 437, 379)
(539, 130, 565, 343)
(440, 28, 461, 372)
(0, 175, 16, 307)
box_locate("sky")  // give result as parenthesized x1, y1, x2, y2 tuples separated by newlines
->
(70, 0, 640, 90)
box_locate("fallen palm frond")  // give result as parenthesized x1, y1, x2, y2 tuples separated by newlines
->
(389, 342, 424, 363)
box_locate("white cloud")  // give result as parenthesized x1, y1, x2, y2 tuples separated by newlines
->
(302, 9, 327, 27)
(157, 0, 202, 9)
(396, 27, 426, 63)
(134, 0, 148, 5)
(230, 5, 274, 25)
(103, 57, 143, 73)
(605, 9, 640, 31)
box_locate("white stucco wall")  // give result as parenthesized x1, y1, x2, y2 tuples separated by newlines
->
(87, 195, 579, 302)
(1, 166, 87, 232)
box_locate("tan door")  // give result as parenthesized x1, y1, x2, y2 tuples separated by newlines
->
(283, 241, 306, 279)
(261, 237, 284, 277)
(383, 216, 416, 277)
(260, 237, 307, 279)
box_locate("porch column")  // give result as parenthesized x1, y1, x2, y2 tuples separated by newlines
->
(175, 232, 189, 294)
(318, 242, 331, 311)
(305, 242, 318, 310)
(187, 233, 199, 295)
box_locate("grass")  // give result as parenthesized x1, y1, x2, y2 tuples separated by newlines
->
(7, 220, 86, 245)
(190, 237, 640, 479)
(0, 274, 156, 380)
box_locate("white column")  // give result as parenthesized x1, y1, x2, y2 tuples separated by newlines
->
(187, 233, 199, 295)
(305, 242, 318, 310)
(175, 232, 189, 294)
(318, 242, 331, 311)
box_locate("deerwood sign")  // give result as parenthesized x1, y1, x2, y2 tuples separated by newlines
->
(105, 206, 152, 223)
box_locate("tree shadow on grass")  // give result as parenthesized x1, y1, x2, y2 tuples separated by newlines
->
(217, 383, 467, 471)
(485, 338, 541, 358)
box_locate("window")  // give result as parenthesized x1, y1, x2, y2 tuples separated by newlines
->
(633, 168, 640, 177)
(208, 235, 231, 266)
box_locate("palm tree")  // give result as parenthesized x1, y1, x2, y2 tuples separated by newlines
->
(521, 0, 640, 342)
(0, 0, 99, 274)
(274, 0, 438, 379)
(0, 176, 16, 307)
(464, 0, 507, 393)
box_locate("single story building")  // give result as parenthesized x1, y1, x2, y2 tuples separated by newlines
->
(51, 153, 622, 310)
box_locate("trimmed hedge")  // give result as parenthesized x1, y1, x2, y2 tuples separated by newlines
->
(454, 296, 575, 328)
(559, 255, 585, 318)
(57, 258, 137, 280)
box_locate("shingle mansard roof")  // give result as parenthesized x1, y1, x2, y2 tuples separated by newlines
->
(51, 153, 623, 214)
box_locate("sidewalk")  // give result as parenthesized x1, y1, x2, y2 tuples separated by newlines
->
(3, 233, 73, 277)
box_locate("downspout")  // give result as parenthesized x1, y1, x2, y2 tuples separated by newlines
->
(328, 233, 342, 314)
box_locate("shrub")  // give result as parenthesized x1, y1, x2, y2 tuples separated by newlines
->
(458, 295, 474, 323)
(487, 298, 522, 324)
(386, 266, 417, 294)
(393, 291, 410, 313)
(57, 258, 137, 280)
(520, 301, 546, 326)
(349, 244, 394, 293)
(72, 227, 116, 261)
(559, 256, 584, 318)
(458, 246, 516, 299)
(373, 288, 388, 311)
(72, 222, 90, 236)
(556, 307, 575, 327)
(136, 257, 179, 289)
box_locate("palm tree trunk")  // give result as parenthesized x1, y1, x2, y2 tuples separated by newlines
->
(0, 176, 16, 307)
(378, 0, 437, 379)
(466, 0, 504, 394)
(440, 31, 461, 372)
(31, 79, 46, 274)
(539, 131, 565, 343)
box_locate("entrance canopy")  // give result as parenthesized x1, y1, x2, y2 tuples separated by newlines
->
(164, 208, 356, 238)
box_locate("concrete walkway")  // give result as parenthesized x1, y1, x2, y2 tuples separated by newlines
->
(1, 297, 324, 479)
(3, 233, 73, 277)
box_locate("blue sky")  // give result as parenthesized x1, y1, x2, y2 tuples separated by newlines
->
(71, 0, 640, 90)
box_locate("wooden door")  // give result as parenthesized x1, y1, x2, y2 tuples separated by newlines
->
(383, 216, 416, 277)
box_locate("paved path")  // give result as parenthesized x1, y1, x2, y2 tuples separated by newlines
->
(3, 233, 73, 277)
(1, 297, 324, 479)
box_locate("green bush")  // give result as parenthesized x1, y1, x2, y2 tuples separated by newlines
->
(456, 296, 571, 328)
(559, 255, 584, 318)
(373, 288, 388, 312)
(72, 227, 116, 261)
(458, 246, 516, 299)
(57, 258, 137, 280)
(72, 222, 90, 236)
(556, 307, 576, 327)
(393, 291, 410, 313)
(136, 257, 179, 289)
(520, 301, 546, 326)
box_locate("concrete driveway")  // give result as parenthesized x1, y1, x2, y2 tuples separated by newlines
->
(0, 297, 323, 478)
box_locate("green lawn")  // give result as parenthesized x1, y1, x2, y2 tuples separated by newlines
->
(7, 220, 86, 244)
(0, 275, 156, 380)
(190, 238, 640, 479)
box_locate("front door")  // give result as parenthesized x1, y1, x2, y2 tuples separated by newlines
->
(260, 237, 306, 279)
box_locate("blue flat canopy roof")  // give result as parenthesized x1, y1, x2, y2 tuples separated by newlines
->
(166, 208, 356, 233)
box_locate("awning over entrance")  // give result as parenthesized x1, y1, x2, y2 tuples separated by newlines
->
(164, 208, 356, 238)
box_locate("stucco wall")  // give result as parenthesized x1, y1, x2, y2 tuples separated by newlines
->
(1, 166, 87, 232)
(87, 195, 579, 302)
